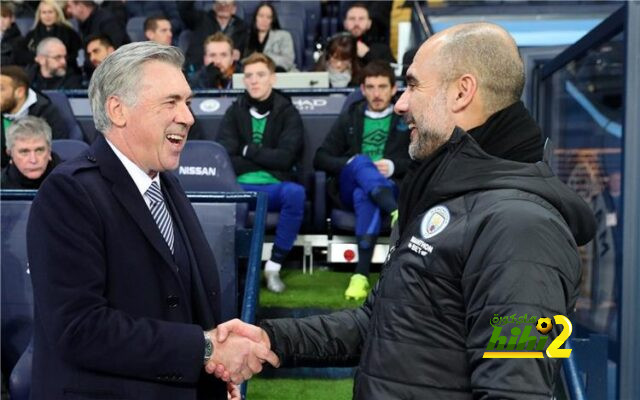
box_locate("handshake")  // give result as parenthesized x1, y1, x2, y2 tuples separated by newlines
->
(203, 319, 279, 385)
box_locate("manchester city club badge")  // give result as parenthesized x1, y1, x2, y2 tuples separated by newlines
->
(420, 205, 451, 239)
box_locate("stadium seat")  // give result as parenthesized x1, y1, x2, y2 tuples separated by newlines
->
(51, 139, 90, 161)
(278, 15, 305, 70)
(126, 16, 147, 42)
(14, 17, 33, 36)
(341, 89, 364, 112)
(178, 29, 193, 55)
(42, 91, 85, 141)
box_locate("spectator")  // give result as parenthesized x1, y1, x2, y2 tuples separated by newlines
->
(179, 0, 248, 71)
(126, 1, 183, 37)
(343, 3, 394, 64)
(245, 2, 295, 72)
(1, 115, 60, 189)
(144, 16, 173, 46)
(315, 33, 361, 88)
(1, 65, 67, 168)
(85, 34, 114, 69)
(1, 3, 24, 66)
(26, 37, 83, 90)
(18, 0, 83, 73)
(314, 60, 410, 300)
(66, 0, 130, 48)
(217, 53, 305, 293)
(190, 32, 238, 90)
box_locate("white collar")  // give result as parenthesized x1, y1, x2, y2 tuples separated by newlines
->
(364, 105, 394, 119)
(106, 138, 160, 205)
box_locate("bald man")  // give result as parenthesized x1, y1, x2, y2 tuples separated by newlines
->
(211, 23, 596, 399)
(27, 37, 83, 90)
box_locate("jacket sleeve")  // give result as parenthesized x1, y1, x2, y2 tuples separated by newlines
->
(260, 279, 379, 367)
(267, 30, 295, 71)
(216, 105, 262, 176)
(313, 111, 352, 175)
(27, 172, 206, 383)
(243, 104, 303, 172)
(462, 199, 581, 399)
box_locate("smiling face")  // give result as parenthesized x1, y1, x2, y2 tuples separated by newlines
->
(243, 61, 275, 101)
(8, 136, 52, 180)
(394, 41, 455, 160)
(110, 61, 194, 176)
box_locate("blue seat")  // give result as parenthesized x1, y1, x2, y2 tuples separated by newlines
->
(14, 17, 33, 36)
(42, 91, 85, 141)
(341, 89, 364, 112)
(126, 16, 147, 42)
(1, 189, 267, 398)
(51, 139, 90, 161)
(178, 29, 193, 55)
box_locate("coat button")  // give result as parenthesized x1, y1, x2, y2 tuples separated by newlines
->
(86, 155, 96, 162)
(166, 295, 179, 308)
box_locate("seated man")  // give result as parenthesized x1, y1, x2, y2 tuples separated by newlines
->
(218, 53, 305, 293)
(314, 60, 410, 300)
(85, 34, 115, 69)
(343, 3, 394, 64)
(1, 65, 67, 168)
(144, 16, 173, 46)
(190, 32, 237, 89)
(1, 116, 60, 189)
(26, 37, 83, 90)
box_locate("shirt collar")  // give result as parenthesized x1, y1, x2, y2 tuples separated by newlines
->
(106, 138, 160, 200)
(5, 89, 38, 120)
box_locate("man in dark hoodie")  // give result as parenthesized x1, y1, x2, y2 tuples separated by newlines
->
(217, 53, 304, 294)
(1, 65, 67, 168)
(210, 23, 597, 399)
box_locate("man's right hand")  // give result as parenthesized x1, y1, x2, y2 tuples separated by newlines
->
(205, 319, 280, 382)
(204, 322, 279, 384)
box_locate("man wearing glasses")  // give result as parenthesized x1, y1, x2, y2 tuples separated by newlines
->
(27, 37, 83, 90)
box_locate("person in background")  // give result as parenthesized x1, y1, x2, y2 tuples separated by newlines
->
(190, 32, 238, 90)
(19, 0, 82, 73)
(1, 3, 25, 66)
(315, 33, 361, 88)
(314, 60, 410, 300)
(1, 115, 60, 189)
(218, 53, 305, 293)
(1, 65, 67, 168)
(343, 3, 394, 64)
(245, 2, 295, 72)
(179, 0, 248, 72)
(85, 33, 114, 69)
(144, 16, 173, 46)
(126, 1, 183, 37)
(66, 0, 129, 49)
(27, 37, 83, 90)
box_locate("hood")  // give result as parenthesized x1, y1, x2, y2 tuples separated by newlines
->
(398, 128, 596, 246)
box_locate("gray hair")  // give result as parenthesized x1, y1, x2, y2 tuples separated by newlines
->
(36, 37, 65, 56)
(6, 116, 52, 150)
(88, 41, 185, 133)
(435, 22, 525, 115)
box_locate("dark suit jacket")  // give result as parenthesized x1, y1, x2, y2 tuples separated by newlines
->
(27, 136, 226, 399)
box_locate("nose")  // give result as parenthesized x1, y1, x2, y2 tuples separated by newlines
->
(176, 101, 195, 127)
(394, 90, 409, 115)
(28, 152, 38, 163)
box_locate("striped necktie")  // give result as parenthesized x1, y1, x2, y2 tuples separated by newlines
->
(146, 181, 174, 253)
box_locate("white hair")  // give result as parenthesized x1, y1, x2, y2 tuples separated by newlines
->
(6, 116, 52, 150)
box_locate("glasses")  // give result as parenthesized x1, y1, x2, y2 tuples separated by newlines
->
(44, 54, 66, 61)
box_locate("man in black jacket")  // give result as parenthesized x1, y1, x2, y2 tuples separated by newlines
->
(1, 65, 67, 168)
(179, 0, 248, 72)
(315, 60, 410, 300)
(343, 3, 394, 65)
(27, 37, 83, 90)
(66, 1, 129, 48)
(212, 23, 597, 399)
(218, 53, 304, 294)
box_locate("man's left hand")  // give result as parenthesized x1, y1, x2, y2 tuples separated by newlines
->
(356, 41, 370, 58)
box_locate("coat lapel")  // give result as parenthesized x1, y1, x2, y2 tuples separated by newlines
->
(90, 136, 177, 272)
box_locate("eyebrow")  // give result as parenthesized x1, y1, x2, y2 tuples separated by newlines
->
(405, 73, 418, 86)
(165, 93, 193, 102)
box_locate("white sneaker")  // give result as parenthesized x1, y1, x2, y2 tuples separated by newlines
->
(265, 270, 286, 293)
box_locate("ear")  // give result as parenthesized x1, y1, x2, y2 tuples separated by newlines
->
(105, 95, 127, 128)
(359, 83, 366, 96)
(35, 54, 44, 65)
(450, 73, 477, 113)
(391, 83, 397, 97)
(269, 72, 277, 86)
